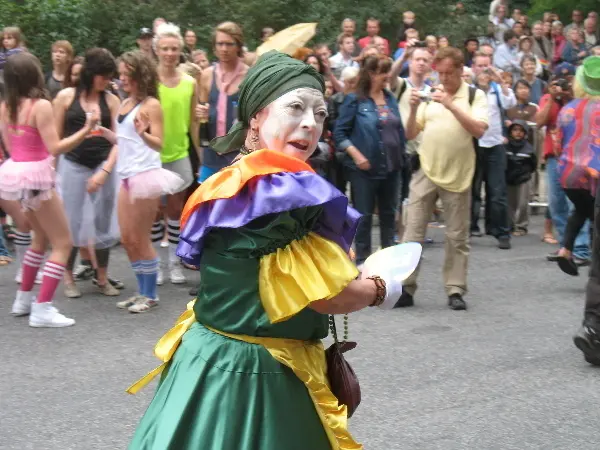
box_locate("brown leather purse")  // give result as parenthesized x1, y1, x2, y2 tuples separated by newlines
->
(325, 314, 361, 418)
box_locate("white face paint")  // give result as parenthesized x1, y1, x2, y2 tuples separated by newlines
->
(256, 87, 327, 162)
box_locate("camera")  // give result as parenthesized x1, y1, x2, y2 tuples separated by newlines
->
(418, 88, 436, 103)
(553, 78, 570, 91)
(413, 40, 428, 48)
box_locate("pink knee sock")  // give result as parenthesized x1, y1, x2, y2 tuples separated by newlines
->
(21, 249, 44, 292)
(37, 261, 66, 303)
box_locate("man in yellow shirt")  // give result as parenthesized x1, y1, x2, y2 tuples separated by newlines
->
(400, 47, 489, 311)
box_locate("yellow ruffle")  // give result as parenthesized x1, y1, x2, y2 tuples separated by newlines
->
(259, 232, 359, 324)
(127, 300, 363, 450)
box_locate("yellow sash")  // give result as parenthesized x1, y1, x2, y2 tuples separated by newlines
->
(127, 300, 362, 450)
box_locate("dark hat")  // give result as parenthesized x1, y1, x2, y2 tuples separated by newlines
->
(554, 62, 576, 77)
(508, 119, 530, 134)
(138, 27, 153, 38)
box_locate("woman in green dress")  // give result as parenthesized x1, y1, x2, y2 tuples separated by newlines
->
(127, 51, 403, 450)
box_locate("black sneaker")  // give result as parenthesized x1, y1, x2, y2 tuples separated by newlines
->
(498, 237, 511, 250)
(546, 250, 560, 262)
(93, 276, 125, 290)
(393, 291, 414, 308)
(448, 293, 467, 311)
(189, 286, 198, 296)
(470, 230, 483, 237)
(573, 326, 600, 366)
(73, 264, 94, 281)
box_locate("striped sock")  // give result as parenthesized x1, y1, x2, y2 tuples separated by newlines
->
(13, 231, 32, 268)
(131, 261, 144, 295)
(139, 259, 159, 300)
(37, 261, 66, 303)
(151, 220, 165, 268)
(167, 219, 180, 264)
(21, 249, 44, 292)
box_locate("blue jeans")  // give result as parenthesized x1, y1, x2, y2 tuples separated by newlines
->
(347, 169, 400, 265)
(546, 157, 590, 259)
(0, 230, 11, 258)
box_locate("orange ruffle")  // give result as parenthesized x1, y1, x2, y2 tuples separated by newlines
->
(181, 149, 314, 227)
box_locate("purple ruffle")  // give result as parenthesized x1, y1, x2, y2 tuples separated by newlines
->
(177, 171, 360, 265)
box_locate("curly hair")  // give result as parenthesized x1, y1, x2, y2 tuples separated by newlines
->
(119, 50, 159, 100)
(3, 52, 49, 124)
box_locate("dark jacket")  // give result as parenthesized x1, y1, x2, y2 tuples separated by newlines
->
(506, 120, 537, 186)
(334, 90, 405, 179)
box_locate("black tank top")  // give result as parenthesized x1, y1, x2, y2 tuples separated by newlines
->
(63, 89, 112, 169)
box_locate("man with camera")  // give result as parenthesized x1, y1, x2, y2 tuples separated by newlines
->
(536, 75, 591, 265)
(399, 47, 488, 311)
(470, 53, 516, 248)
(390, 41, 434, 240)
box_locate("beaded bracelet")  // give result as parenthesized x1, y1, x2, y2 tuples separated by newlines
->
(367, 275, 386, 307)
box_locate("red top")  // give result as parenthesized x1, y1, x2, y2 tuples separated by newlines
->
(358, 36, 390, 56)
(539, 94, 563, 160)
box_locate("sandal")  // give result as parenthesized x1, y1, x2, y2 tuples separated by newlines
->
(557, 256, 579, 276)
(2, 224, 15, 240)
(542, 234, 558, 245)
(512, 230, 527, 237)
(0, 255, 13, 265)
(182, 262, 200, 271)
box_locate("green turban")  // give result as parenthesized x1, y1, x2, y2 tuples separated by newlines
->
(211, 50, 325, 154)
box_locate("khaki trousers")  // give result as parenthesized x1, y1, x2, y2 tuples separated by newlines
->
(507, 182, 530, 232)
(402, 169, 471, 297)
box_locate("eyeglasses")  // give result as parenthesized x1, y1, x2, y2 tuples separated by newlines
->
(215, 42, 237, 48)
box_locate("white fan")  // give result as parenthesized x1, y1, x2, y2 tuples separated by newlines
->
(362, 242, 422, 309)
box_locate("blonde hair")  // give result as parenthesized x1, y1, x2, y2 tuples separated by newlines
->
(341, 66, 359, 82)
(212, 22, 244, 57)
(178, 61, 201, 78)
(52, 40, 74, 62)
(573, 77, 600, 100)
(153, 22, 184, 52)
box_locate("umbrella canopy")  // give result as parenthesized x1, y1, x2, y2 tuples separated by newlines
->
(256, 23, 318, 57)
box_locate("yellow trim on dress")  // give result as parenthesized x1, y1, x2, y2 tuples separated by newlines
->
(259, 232, 359, 324)
(127, 234, 361, 449)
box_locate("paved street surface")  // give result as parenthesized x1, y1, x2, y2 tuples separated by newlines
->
(1, 215, 599, 450)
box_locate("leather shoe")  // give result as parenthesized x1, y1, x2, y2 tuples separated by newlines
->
(393, 291, 414, 308)
(498, 237, 511, 250)
(448, 293, 467, 310)
(546, 250, 560, 262)
(573, 325, 600, 366)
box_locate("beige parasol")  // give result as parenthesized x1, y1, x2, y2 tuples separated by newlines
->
(256, 23, 318, 57)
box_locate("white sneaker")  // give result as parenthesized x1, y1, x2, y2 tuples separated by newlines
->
(169, 263, 186, 284)
(14, 269, 43, 284)
(11, 290, 34, 316)
(157, 269, 164, 286)
(29, 302, 75, 328)
(128, 296, 159, 313)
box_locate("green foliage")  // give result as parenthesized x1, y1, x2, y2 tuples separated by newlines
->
(529, 0, 597, 21)
(0, 0, 541, 70)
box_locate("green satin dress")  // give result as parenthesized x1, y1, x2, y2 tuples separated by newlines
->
(129, 207, 333, 450)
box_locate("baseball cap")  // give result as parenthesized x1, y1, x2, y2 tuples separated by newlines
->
(138, 28, 154, 38)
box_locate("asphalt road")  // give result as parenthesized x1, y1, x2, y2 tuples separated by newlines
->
(1, 215, 598, 450)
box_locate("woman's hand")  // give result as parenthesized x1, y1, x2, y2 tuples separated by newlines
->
(84, 108, 100, 132)
(87, 170, 108, 193)
(134, 111, 150, 136)
(352, 152, 371, 171)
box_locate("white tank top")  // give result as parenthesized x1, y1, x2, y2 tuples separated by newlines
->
(116, 102, 162, 179)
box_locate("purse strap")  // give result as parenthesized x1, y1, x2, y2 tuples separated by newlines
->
(329, 314, 349, 343)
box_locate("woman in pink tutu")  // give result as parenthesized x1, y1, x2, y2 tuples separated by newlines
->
(107, 51, 183, 313)
(0, 52, 99, 327)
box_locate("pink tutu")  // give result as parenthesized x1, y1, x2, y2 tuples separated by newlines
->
(122, 168, 185, 200)
(0, 156, 56, 209)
